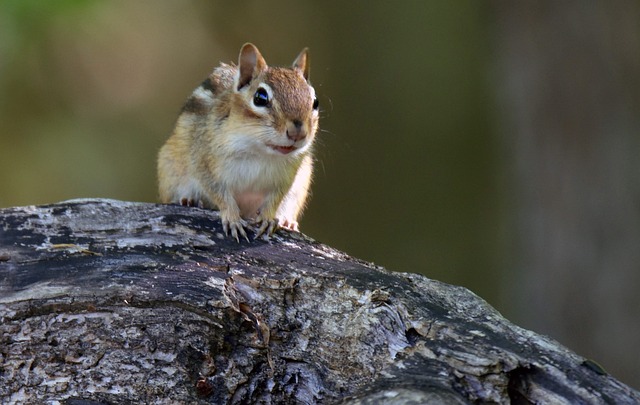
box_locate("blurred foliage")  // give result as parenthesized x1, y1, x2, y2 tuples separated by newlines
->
(1, 0, 95, 24)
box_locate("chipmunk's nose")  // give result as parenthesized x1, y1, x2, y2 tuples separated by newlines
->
(286, 120, 306, 142)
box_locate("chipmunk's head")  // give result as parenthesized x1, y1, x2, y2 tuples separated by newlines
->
(229, 43, 319, 157)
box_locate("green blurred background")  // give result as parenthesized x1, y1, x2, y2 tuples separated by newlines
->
(1, 1, 639, 389)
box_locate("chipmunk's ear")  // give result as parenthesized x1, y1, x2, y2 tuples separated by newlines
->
(237, 43, 267, 90)
(292, 48, 310, 81)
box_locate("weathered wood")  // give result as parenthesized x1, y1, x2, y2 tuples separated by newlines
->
(1, 199, 638, 404)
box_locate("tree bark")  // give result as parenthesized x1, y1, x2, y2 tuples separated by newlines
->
(1, 199, 638, 404)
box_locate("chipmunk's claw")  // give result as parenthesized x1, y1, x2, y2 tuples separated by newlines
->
(254, 218, 279, 240)
(180, 198, 203, 208)
(223, 219, 249, 243)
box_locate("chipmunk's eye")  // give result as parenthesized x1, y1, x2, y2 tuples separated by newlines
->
(253, 87, 269, 107)
(312, 98, 319, 110)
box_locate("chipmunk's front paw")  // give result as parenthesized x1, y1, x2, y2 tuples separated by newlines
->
(279, 218, 299, 232)
(222, 218, 249, 243)
(254, 217, 279, 240)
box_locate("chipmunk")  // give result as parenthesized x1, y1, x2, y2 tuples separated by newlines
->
(157, 43, 319, 242)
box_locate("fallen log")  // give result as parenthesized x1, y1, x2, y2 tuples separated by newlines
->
(0, 199, 637, 404)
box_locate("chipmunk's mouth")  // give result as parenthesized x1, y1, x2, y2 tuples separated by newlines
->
(269, 144, 297, 155)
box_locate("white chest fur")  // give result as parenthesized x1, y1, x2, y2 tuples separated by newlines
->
(219, 154, 296, 218)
